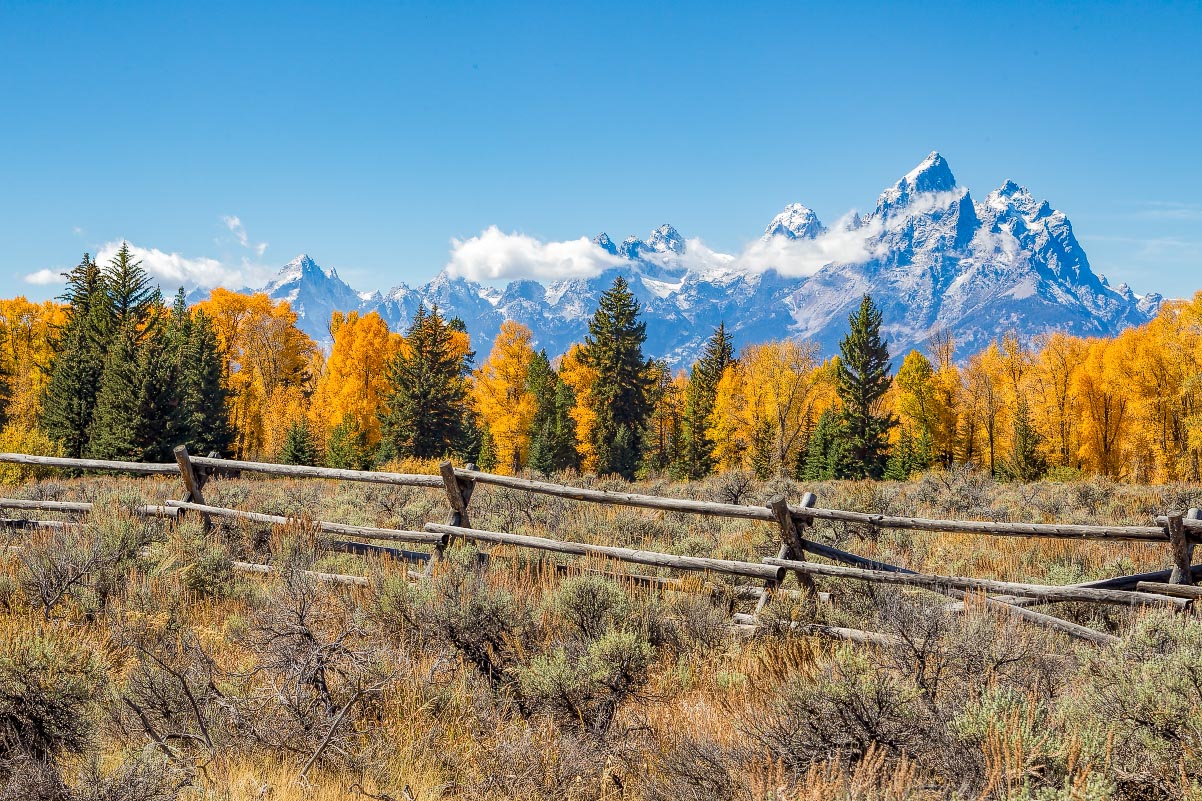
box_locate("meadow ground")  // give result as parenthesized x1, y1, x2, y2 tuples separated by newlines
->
(1, 465, 1201, 800)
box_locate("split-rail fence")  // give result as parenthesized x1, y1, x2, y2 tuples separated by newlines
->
(1, 446, 1200, 648)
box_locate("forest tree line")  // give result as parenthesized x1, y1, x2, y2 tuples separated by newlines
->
(3, 246, 1202, 483)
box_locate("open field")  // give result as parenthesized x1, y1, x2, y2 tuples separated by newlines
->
(2, 463, 1202, 800)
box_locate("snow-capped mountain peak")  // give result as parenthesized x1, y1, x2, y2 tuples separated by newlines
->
(763, 203, 825, 240)
(231, 154, 1160, 365)
(875, 151, 959, 215)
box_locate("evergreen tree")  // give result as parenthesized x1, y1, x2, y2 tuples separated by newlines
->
(102, 242, 159, 338)
(749, 418, 776, 480)
(678, 323, 734, 479)
(884, 427, 918, 480)
(800, 408, 848, 481)
(326, 415, 373, 470)
(528, 351, 581, 475)
(279, 419, 319, 466)
(177, 309, 234, 455)
(835, 295, 897, 479)
(378, 304, 472, 460)
(85, 321, 143, 460)
(476, 428, 497, 472)
(1004, 399, 1047, 482)
(582, 277, 654, 479)
(42, 255, 109, 457)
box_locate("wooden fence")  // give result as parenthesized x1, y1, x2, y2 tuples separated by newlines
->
(1, 445, 1200, 648)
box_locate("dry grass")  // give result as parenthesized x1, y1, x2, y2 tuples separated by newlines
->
(0, 467, 1200, 799)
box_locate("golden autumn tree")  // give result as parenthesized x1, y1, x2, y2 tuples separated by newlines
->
(707, 340, 831, 477)
(309, 310, 402, 459)
(1073, 337, 1131, 477)
(558, 343, 600, 473)
(1029, 331, 1088, 469)
(961, 342, 1009, 475)
(472, 321, 537, 474)
(0, 297, 65, 430)
(194, 288, 319, 459)
(0, 297, 67, 468)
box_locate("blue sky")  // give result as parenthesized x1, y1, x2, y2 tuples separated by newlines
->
(2, 0, 1200, 300)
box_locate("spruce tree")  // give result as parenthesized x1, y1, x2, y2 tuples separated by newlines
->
(800, 408, 847, 481)
(378, 304, 472, 460)
(42, 255, 109, 457)
(1005, 399, 1047, 482)
(835, 295, 897, 479)
(85, 321, 142, 460)
(526, 350, 579, 474)
(582, 277, 653, 479)
(102, 242, 159, 338)
(326, 415, 373, 470)
(279, 419, 319, 466)
(678, 323, 734, 479)
(177, 309, 233, 455)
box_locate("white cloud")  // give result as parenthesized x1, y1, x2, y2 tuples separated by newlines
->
(739, 213, 883, 277)
(94, 240, 274, 290)
(24, 268, 65, 285)
(223, 215, 268, 257)
(445, 226, 627, 282)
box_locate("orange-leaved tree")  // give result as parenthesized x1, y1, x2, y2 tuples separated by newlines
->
(472, 321, 538, 474)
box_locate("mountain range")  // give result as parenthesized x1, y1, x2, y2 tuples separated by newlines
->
(199, 152, 1162, 366)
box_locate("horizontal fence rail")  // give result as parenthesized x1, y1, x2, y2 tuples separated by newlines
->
(1, 446, 1200, 649)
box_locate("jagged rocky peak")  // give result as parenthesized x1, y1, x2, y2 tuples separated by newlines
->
(618, 224, 686, 259)
(645, 223, 686, 254)
(875, 151, 959, 215)
(593, 232, 618, 255)
(763, 203, 825, 240)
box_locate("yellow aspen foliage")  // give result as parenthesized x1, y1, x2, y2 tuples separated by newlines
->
(1072, 338, 1130, 477)
(472, 321, 537, 474)
(707, 341, 831, 476)
(309, 311, 401, 454)
(1029, 331, 1088, 468)
(925, 330, 962, 467)
(194, 288, 319, 458)
(961, 343, 1009, 475)
(558, 343, 599, 473)
(0, 297, 65, 429)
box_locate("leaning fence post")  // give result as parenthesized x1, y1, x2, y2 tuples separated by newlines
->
(431, 461, 477, 575)
(173, 445, 210, 532)
(1169, 509, 1201, 585)
(756, 492, 819, 614)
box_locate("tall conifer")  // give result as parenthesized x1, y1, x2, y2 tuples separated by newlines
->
(582, 277, 653, 479)
(378, 304, 473, 460)
(835, 294, 897, 479)
(678, 322, 734, 479)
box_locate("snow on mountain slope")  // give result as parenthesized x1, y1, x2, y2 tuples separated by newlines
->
(231, 153, 1161, 365)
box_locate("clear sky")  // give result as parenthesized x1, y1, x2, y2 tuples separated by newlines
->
(2, 0, 1200, 300)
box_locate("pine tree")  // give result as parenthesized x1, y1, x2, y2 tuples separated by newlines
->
(42, 255, 109, 457)
(1004, 398, 1048, 482)
(527, 350, 580, 475)
(102, 242, 159, 338)
(85, 321, 142, 460)
(800, 408, 848, 481)
(678, 323, 734, 479)
(582, 277, 653, 479)
(177, 309, 233, 455)
(325, 415, 373, 469)
(835, 295, 897, 479)
(884, 427, 919, 481)
(279, 419, 319, 466)
(378, 304, 473, 460)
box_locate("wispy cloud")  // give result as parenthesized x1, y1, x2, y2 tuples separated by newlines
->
(445, 189, 973, 283)
(223, 215, 269, 257)
(23, 268, 65, 285)
(445, 226, 627, 281)
(93, 240, 275, 290)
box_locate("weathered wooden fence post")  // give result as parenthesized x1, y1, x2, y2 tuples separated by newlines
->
(173, 445, 211, 531)
(755, 492, 818, 614)
(431, 461, 477, 575)
(1169, 508, 1201, 585)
